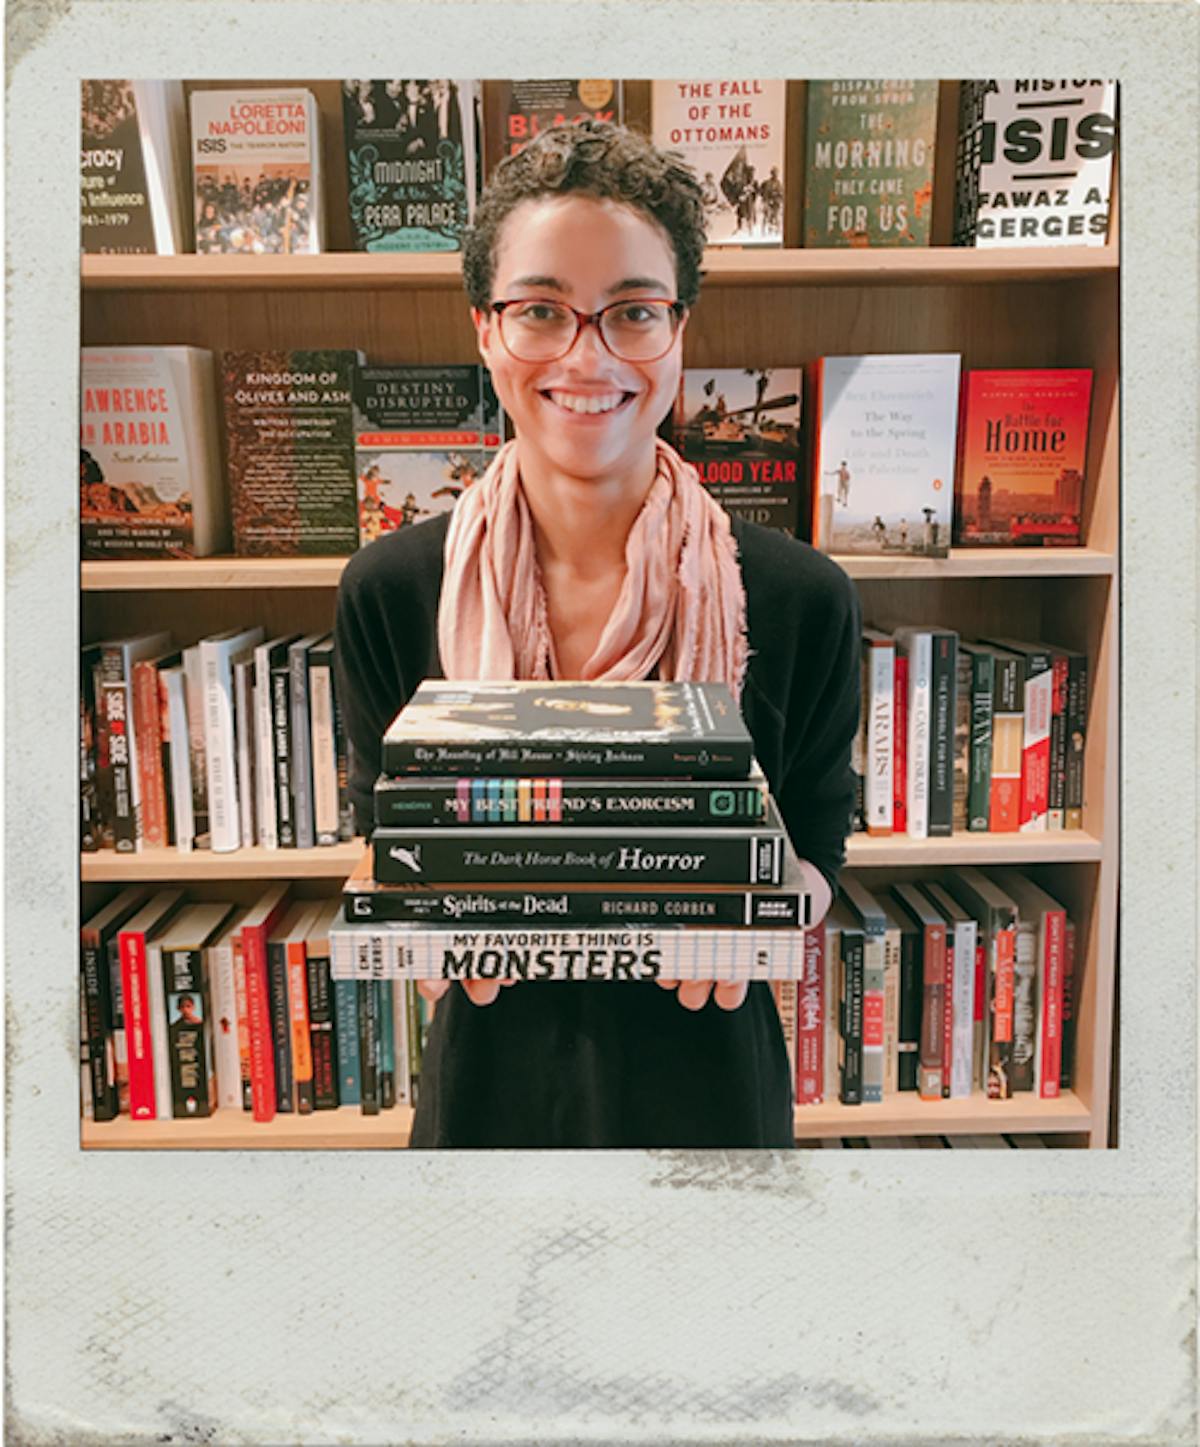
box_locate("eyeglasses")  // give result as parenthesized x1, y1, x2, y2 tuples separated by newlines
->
(490, 298, 687, 363)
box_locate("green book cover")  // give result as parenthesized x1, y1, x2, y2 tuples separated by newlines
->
(804, 80, 939, 248)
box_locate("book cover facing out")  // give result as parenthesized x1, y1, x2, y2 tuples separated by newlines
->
(954, 369, 1093, 546)
(812, 353, 961, 556)
(342, 80, 476, 252)
(674, 369, 802, 535)
(651, 81, 785, 246)
(382, 680, 753, 777)
(804, 80, 939, 247)
(80, 81, 157, 253)
(484, 80, 622, 177)
(353, 365, 501, 544)
(223, 350, 360, 555)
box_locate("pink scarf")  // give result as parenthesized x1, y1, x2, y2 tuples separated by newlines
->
(437, 438, 749, 697)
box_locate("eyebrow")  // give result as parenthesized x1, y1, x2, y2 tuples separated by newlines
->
(507, 274, 674, 296)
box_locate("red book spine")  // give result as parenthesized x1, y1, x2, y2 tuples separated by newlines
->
(796, 925, 824, 1104)
(893, 654, 908, 834)
(1039, 910, 1065, 1098)
(918, 923, 946, 1100)
(941, 935, 955, 1099)
(1061, 919, 1076, 1089)
(1019, 664, 1053, 831)
(988, 926, 1016, 1099)
(974, 938, 986, 1091)
(132, 660, 168, 849)
(119, 931, 155, 1119)
(243, 926, 278, 1121)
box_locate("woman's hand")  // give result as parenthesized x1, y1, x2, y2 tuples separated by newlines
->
(655, 978, 749, 1011)
(417, 979, 517, 1007)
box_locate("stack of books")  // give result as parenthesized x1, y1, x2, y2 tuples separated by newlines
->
(331, 680, 815, 987)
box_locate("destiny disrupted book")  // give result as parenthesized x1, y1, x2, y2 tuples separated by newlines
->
(382, 681, 753, 778)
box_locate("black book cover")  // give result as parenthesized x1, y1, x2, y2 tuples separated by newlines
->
(928, 630, 958, 837)
(266, 938, 295, 1113)
(381, 680, 753, 779)
(271, 664, 296, 848)
(80, 888, 148, 1121)
(306, 946, 339, 1110)
(162, 946, 215, 1118)
(101, 677, 136, 852)
(379, 979, 396, 1110)
(960, 644, 995, 831)
(1064, 652, 1089, 828)
(839, 930, 864, 1106)
(357, 980, 380, 1115)
(895, 912, 922, 1092)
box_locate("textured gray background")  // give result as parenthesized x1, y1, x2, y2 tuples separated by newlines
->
(6, 2, 1198, 1442)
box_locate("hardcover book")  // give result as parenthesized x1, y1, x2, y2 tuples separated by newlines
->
(342, 80, 478, 251)
(811, 354, 961, 557)
(795, 925, 824, 1105)
(943, 867, 1018, 1099)
(922, 881, 978, 1100)
(190, 88, 323, 253)
(157, 903, 235, 1118)
(81, 347, 226, 559)
(828, 899, 864, 1105)
(353, 365, 501, 544)
(803, 80, 938, 247)
(954, 369, 1093, 547)
(80, 887, 149, 1121)
(672, 369, 802, 535)
(979, 639, 1053, 832)
(958, 643, 996, 830)
(117, 889, 186, 1119)
(651, 81, 785, 246)
(81, 80, 189, 253)
(381, 680, 754, 779)
(890, 883, 948, 1101)
(839, 877, 887, 1104)
(222, 350, 362, 555)
(954, 80, 1117, 248)
(1000, 869, 1068, 1098)
(860, 629, 895, 836)
(483, 80, 623, 176)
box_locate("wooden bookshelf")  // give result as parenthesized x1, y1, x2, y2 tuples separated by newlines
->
(80, 80, 1119, 1150)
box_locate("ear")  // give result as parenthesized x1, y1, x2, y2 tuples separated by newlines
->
(471, 306, 495, 366)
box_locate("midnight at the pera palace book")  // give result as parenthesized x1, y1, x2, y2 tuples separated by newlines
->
(381, 681, 753, 778)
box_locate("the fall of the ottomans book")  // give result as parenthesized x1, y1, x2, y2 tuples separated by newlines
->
(811, 353, 962, 557)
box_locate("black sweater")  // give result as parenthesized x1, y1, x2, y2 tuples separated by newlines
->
(334, 511, 861, 1148)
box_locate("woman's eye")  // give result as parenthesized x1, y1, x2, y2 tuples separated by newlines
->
(517, 303, 564, 323)
(614, 303, 657, 325)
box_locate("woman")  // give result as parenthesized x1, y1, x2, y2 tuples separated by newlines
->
(334, 121, 861, 1149)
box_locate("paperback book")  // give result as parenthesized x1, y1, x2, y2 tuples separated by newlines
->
(482, 80, 623, 176)
(80, 80, 190, 253)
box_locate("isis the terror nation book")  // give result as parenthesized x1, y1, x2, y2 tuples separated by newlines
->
(381, 681, 753, 778)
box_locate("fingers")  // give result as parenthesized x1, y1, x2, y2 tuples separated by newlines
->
(417, 979, 451, 1004)
(675, 981, 712, 1011)
(713, 980, 749, 1012)
(656, 976, 679, 991)
(463, 978, 504, 1006)
(660, 979, 750, 1012)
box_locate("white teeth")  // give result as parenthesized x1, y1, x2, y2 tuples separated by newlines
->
(548, 391, 626, 415)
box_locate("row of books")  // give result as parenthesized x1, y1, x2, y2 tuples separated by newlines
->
(81, 627, 354, 854)
(80, 347, 1092, 560)
(775, 869, 1077, 1107)
(851, 630, 1089, 838)
(80, 885, 429, 1123)
(794, 1135, 1066, 1149)
(81, 79, 1117, 256)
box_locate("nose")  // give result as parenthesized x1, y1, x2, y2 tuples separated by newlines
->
(563, 315, 615, 367)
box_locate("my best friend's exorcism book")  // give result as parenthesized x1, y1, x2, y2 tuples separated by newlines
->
(380, 680, 754, 778)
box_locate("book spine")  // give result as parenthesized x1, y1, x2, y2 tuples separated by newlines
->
(306, 947, 339, 1109)
(918, 923, 946, 1101)
(310, 659, 340, 845)
(119, 930, 156, 1119)
(1010, 923, 1038, 1091)
(381, 736, 755, 780)
(822, 920, 841, 1104)
(287, 938, 315, 1114)
(202, 647, 240, 852)
(343, 879, 808, 928)
(80, 938, 118, 1120)
(967, 651, 994, 830)
(987, 922, 1016, 1099)
(893, 653, 908, 834)
(255, 650, 279, 849)
(374, 775, 772, 828)
(1061, 919, 1076, 1089)
(290, 647, 316, 849)
(333, 979, 361, 1106)
(950, 919, 978, 1099)
(905, 636, 932, 839)
(990, 656, 1023, 832)
(266, 939, 295, 1113)
(882, 928, 900, 1096)
(838, 933, 863, 1106)
(952, 646, 972, 835)
(773, 980, 797, 1086)
(108, 936, 129, 1113)
(207, 935, 243, 1112)
(103, 679, 136, 852)
(897, 929, 920, 1091)
(1047, 654, 1069, 829)
(147, 942, 172, 1121)
(973, 934, 987, 1091)
(242, 925, 278, 1121)
(795, 925, 823, 1105)
(80, 663, 101, 852)
(940, 934, 954, 1099)
(381, 979, 398, 1109)
(233, 660, 257, 853)
(158, 671, 176, 847)
(332, 667, 355, 842)
(162, 946, 216, 1117)
(231, 932, 252, 1109)
(1017, 652, 1052, 831)
(861, 932, 885, 1104)
(358, 978, 381, 1115)
(331, 924, 806, 981)
(1038, 910, 1065, 1099)
(132, 660, 168, 849)
(1064, 654, 1088, 829)
(165, 672, 194, 851)
(182, 650, 210, 848)
(372, 825, 787, 886)
(865, 643, 894, 836)
(927, 634, 957, 838)
(407, 982, 423, 1104)
(89, 658, 116, 850)
(271, 665, 296, 847)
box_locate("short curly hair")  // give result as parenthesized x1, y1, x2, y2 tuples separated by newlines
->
(462, 119, 708, 312)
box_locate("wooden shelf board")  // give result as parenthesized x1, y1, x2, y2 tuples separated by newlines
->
(792, 1090, 1091, 1137)
(82, 843, 363, 882)
(82, 1105, 413, 1149)
(82, 547, 1117, 592)
(845, 831, 1103, 866)
(81, 244, 1117, 293)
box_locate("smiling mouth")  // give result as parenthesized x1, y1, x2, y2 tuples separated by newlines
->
(542, 389, 637, 416)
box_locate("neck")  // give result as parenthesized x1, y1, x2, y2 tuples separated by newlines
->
(516, 439, 659, 574)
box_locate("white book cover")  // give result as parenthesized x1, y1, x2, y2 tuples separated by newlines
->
(207, 910, 249, 1112)
(145, 940, 173, 1120)
(200, 626, 265, 851)
(253, 634, 296, 848)
(651, 80, 786, 246)
(308, 647, 339, 846)
(288, 632, 327, 850)
(892, 628, 932, 839)
(233, 656, 257, 853)
(162, 665, 194, 852)
(924, 882, 977, 1100)
(814, 354, 961, 556)
(863, 629, 895, 834)
(957, 81, 1117, 248)
(190, 88, 322, 254)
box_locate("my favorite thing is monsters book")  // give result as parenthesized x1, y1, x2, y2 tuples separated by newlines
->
(353, 365, 501, 544)
(342, 80, 478, 251)
(955, 80, 1117, 247)
(674, 369, 802, 535)
(803, 80, 939, 247)
(222, 350, 362, 555)
(954, 369, 1093, 546)
(651, 80, 786, 246)
(811, 353, 962, 557)
(382, 681, 754, 778)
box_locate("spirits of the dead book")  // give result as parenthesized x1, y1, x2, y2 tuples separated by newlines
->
(381, 681, 754, 778)
(342, 80, 479, 251)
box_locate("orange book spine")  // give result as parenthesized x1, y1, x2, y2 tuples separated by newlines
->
(287, 936, 315, 1114)
(132, 659, 168, 848)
